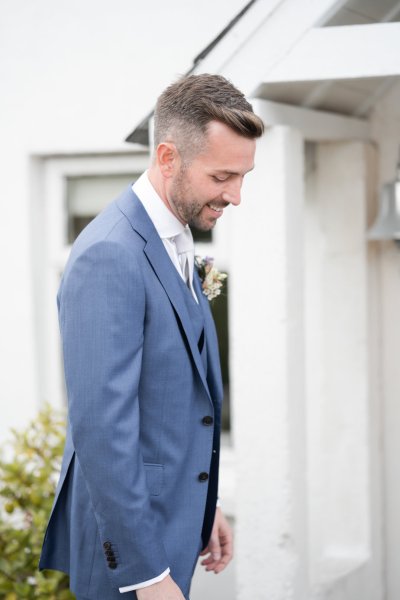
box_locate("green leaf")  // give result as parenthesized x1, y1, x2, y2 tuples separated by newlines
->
(0, 405, 73, 598)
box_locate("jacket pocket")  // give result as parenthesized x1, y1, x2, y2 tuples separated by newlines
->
(143, 463, 164, 496)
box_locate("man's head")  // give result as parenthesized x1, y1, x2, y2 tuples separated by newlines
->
(154, 73, 264, 162)
(150, 73, 264, 230)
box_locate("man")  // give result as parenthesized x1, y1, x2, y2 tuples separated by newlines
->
(39, 73, 264, 599)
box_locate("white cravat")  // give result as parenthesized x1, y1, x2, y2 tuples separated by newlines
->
(173, 227, 196, 299)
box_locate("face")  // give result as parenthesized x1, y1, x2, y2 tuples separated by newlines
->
(166, 121, 256, 231)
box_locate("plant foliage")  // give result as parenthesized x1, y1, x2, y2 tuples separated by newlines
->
(0, 405, 74, 599)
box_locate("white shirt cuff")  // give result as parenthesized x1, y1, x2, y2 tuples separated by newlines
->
(119, 568, 170, 593)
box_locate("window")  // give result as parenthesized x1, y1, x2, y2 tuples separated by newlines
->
(34, 152, 149, 410)
(66, 173, 137, 242)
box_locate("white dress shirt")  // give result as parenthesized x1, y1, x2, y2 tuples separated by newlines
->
(133, 171, 197, 302)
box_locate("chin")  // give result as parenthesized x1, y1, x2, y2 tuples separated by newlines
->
(190, 219, 216, 232)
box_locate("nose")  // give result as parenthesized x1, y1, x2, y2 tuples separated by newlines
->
(221, 177, 242, 206)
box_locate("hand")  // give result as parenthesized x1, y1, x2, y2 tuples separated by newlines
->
(136, 575, 185, 600)
(200, 507, 233, 574)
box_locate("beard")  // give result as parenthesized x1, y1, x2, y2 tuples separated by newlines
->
(169, 166, 223, 231)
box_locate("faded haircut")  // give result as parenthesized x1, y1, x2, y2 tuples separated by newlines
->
(154, 73, 264, 162)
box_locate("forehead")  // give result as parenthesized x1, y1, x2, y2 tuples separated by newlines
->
(197, 121, 256, 174)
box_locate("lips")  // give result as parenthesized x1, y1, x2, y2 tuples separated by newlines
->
(207, 203, 224, 213)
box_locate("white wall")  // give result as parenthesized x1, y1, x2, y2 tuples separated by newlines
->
(0, 0, 245, 441)
(370, 80, 400, 600)
(305, 140, 383, 600)
(225, 93, 394, 600)
(230, 125, 309, 600)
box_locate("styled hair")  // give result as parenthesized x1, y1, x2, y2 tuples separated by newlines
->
(154, 73, 264, 160)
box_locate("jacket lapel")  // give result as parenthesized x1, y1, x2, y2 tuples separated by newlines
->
(116, 186, 212, 403)
(193, 270, 224, 405)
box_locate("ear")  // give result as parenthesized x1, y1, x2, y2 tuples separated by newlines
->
(156, 142, 180, 178)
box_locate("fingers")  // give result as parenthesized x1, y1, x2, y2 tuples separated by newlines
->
(215, 533, 233, 573)
(201, 532, 233, 573)
(200, 533, 220, 571)
(200, 509, 234, 574)
(208, 532, 222, 561)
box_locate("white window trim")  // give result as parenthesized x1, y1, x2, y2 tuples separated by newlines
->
(33, 151, 149, 412)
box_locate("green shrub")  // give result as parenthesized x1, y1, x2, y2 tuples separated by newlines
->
(0, 405, 74, 599)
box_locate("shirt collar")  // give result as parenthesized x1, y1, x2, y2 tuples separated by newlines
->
(133, 171, 186, 239)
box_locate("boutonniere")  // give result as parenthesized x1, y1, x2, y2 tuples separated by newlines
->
(195, 256, 227, 302)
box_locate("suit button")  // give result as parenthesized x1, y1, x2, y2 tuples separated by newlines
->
(103, 541, 112, 550)
(202, 416, 213, 426)
(108, 562, 117, 569)
(198, 472, 209, 482)
(106, 554, 115, 561)
(105, 550, 114, 558)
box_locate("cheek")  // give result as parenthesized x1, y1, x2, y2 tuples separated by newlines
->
(199, 180, 220, 200)
(187, 174, 220, 203)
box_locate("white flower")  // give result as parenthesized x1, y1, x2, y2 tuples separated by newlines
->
(195, 256, 227, 302)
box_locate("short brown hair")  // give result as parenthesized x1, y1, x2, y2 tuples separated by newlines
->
(154, 73, 264, 160)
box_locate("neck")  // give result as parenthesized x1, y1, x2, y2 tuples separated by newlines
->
(147, 166, 187, 225)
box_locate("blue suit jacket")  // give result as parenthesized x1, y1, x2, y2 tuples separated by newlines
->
(39, 186, 223, 599)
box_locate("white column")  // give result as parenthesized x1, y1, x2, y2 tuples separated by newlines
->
(230, 124, 308, 600)
(381, 242, 400, 600)
(304, 141, 383, 600)
(370, 87, 400, 600)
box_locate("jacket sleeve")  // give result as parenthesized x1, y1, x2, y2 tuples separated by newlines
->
(59, 238, 169, 588)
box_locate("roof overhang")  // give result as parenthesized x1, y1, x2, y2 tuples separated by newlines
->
(125, 0, 400, 143)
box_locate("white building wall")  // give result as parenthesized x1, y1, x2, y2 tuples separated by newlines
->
(305, 140, 383, 600)
(230, 113, 385, 600)
(0, 0, 245, 442)
(370, 80, 400, 600)
(230, 124, 309, 600)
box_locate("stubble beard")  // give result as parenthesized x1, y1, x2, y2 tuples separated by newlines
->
(170, 169, 216, 232)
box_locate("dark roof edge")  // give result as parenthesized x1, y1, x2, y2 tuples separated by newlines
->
(192, 0, 257, 65)
(125, 0, 258, 144)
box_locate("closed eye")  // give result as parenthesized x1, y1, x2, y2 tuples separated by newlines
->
(212, 175, 229, 182)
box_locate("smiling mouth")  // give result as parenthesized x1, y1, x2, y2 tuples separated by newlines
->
(207, 203, 225, 213)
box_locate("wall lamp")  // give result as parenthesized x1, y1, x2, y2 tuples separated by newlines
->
(368, 151, 400, 246)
